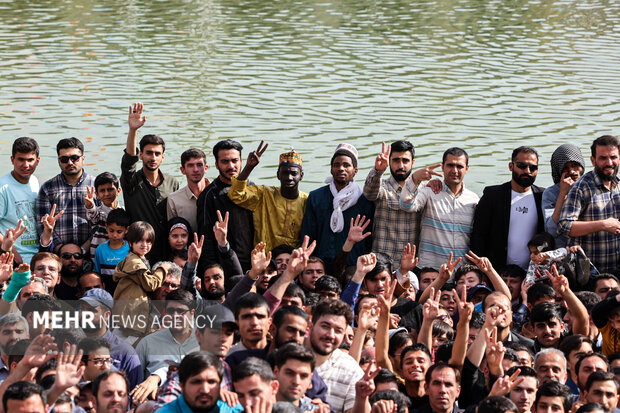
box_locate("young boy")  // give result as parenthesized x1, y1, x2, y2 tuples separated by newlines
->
(85, 172, 122, 257)
(94, 208, 130, 295)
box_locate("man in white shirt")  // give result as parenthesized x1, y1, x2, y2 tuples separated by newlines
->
(470, 146, 545, 270)
(400, 147, 479, 269)
(167, 148, 209, 232)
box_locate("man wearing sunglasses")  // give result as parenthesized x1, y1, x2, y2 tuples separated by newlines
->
(55, 243, 88, 301)
(36, 137, 96, 253)
(471, 146, 545, 270)
(558, 135, 620, 274)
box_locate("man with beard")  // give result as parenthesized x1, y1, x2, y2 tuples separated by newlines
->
(55, 243, 87, 301)
(36, 137, 96, 252)
(400, 147, 479, 269)
(302, 143, 374, 270)
(308, 298, 364, 413)
(542, 144, 586, 248)
(167, 148, 209, 233)
(93, 371, 130, 413)
(0, 314, 29, 382)
(78, 288, 143, 389)
(273, 343, 318, 412)
(121, 102, 179, 262)
(558, 135, 620, 273)
(201, 263, 227, 303)
(228, 141, 307, 252)
(363, 141, 425, 269)
(198, 139, 255, 274)
(471, 146, 545, 270)
(158, 351, 243, 413)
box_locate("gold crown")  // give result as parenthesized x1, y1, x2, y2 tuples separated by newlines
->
(279, 150, 302, 166)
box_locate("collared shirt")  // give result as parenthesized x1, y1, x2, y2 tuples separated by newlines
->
(315, 349, 364, 413)
(167, 180, 209, 232)
(558, 170, 620, 273)
(364, 168, 422, 268)
(135, 328, 199, 384)
(400, 180, 479, 269)
(228, 177, 308, 252)
(36, 171, 96, 247)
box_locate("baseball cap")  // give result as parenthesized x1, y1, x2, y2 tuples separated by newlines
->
(79, 288, 114, 311)
(197, 304, 238, 329)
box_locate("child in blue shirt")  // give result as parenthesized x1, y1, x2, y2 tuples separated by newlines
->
(86, 172, 122, 258)
(94, 208, 130, 295)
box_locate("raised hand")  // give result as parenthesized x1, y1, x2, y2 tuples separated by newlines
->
(130, 375, 159, 404)
(187, 233, 204, 265)
(83, 186, 96, 209)
(357, 300, 380, 331)
(244, 397, 274, 413)
(439, 252, 462, 281)
(521, 279, 533, 303)
(453, 287, 474, 323)
(412, 163, 443, 184)
(378, 279, 398, 313)
(400, 243, 418, 274)
(54, 343, 86, 390)
(355, 360, 380, 399)
(250, 242, 272, 275)
(546, 264, 569, 295)
(489, 368, 524, 397)
(1, 219, 28, 252)
(0, 252, 14, 283)
(485, 327, 505, 372)
(465, 250, 493, 274)
(220, 390, 239, 407)
(41, 204, 64, 233)
(285, 236, 316, 276)
(128, 102, 146, 130)
(375, 142, 391, 172)
(213, 210, 229, 247)
(246, 140, 268, 169)
(356, 252, 377, 277)
(371, 400, 397, 413)
(347, 215, 371, 244)
(423, 287, 441, 321)
(22, 334, 58, 368)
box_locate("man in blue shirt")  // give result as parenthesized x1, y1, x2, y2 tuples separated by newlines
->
(159, 351, 242, 413)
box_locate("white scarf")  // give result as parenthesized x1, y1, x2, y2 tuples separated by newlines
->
(326, 177, 363, 233)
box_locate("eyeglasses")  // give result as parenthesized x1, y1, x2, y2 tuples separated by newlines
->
(61, 252, 83, 260)
(162, 282, 180, 289)
(58, 155, 81, 164)
(90, 357, 113, 366)
(166, 307, 190, 315)
(514, 162, 538, 172)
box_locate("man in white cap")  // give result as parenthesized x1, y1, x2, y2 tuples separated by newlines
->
(302, 143, 374, 272)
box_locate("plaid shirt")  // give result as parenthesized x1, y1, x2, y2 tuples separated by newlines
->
(558, 170, 620, 273)
(316, 349, 364, 413)
(363, 168, 421, 267)
(36, 171, 96, 248)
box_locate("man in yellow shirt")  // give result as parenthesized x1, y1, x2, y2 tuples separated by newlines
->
(228, 141, 307, 251)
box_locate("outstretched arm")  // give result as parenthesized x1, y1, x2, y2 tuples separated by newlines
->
(419, 252, 461, 305)
(237, 140, 268, 181)
(547, 265, 589, 336)
(465, 250, 511, 299)
(449, 288, 474, 369)
(126, 102, 146, 156)
(376, 279, 397, 372)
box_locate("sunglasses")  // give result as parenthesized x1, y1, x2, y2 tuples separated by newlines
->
(162, 281, 180, 289)
(58, 155, 81, 164)
(514, 161, 538, 172)
(61, 252, 83, 260)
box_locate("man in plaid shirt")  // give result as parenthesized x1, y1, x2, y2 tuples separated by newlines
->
(558, 135, 620, 273)
(36, 137, 95, 252)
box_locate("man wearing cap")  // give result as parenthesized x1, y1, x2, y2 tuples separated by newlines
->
(155, 304, 239, 407)
(302, 144, 374, 271)
(78, 288, 143, 388)
(400, 147, 479, 269)
(228, 141, 308, 251)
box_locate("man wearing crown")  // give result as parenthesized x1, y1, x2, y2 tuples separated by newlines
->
(228, 140, 308, 251)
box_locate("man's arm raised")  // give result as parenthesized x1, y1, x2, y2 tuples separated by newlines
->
(126, 102, 146, 156)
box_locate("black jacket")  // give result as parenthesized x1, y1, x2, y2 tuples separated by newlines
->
(470, 181, 545, 269)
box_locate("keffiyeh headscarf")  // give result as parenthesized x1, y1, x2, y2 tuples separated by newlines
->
(550, 144, 585, 184)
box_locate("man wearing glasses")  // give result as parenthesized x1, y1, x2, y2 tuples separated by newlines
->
(78, 337, 114, 382)
(36, 137, 96, 253)
(471, 146, 545, 270)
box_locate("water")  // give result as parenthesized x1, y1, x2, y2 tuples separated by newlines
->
(2, 0, 620, 194)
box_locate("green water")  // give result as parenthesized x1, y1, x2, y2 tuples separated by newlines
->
(2, 0, 620, 193)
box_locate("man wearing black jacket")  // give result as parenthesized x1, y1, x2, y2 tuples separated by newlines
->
(470, 146, 545, 270)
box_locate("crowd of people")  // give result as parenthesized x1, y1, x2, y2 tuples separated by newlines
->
(1, 102, 620, 413)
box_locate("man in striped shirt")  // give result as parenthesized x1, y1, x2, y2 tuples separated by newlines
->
(400, 148, 479, 269)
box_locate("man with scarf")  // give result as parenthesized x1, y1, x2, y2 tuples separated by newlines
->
(302, 143, 374, 271)
(400, 147, 479, 269)
(542, 144, 585, 248)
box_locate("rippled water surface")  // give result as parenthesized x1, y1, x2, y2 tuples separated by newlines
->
(2, 0, 620, 193)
